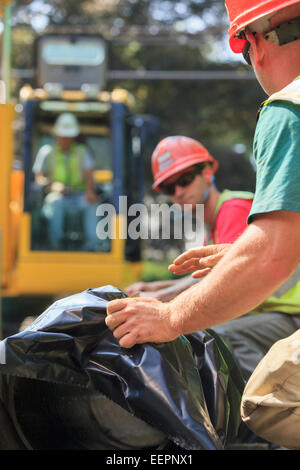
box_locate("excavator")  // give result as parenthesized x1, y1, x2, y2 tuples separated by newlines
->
(0, 2, 159, 334)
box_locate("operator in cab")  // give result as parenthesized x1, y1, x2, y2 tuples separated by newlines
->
(33, 112, 99, 251)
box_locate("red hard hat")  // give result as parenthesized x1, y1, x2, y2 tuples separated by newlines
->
(151, 136, 218, 191)
(225, 0, 300, 53)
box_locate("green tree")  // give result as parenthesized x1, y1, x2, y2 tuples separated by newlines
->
(6, 0, 265, 161)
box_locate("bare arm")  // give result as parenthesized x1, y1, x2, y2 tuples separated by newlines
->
(171, 211, 300, 334)
(125, 280, 177, 296)
(106, 211, 300, 348)
(140, 276, 200, 302)
(125, 277, 199, 302)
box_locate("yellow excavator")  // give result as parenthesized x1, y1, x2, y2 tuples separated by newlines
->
(0, 1, 159, 334)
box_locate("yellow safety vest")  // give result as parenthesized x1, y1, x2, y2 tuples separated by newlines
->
(215, 189, 254, 215)
(50, 143, 86, 192)
(263, 75, 300, 107)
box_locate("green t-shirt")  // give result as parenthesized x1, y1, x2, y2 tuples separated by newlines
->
(247, 78, 300, 314)
(248, 101, 300, 224)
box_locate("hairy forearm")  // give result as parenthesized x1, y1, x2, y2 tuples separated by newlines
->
(149, 276, 200, 302)
(170, 218, 300, 335)
(161, 276, 199, 295)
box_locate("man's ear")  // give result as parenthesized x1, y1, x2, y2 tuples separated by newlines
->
(246, 31, 265, 66)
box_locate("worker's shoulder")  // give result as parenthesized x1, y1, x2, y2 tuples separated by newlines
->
(216, 190, 253, 215)
(219, 189, 254, 202)
(257, 78, 300, 122)
(220, 196, 253, 212)
(265, 78, 300, 107)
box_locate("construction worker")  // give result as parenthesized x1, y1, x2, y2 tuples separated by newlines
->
(125, 135, 253, 303)
(33, 112, 99, 251)
(105, 0, 300, 383)
(125, 134, 300, 381)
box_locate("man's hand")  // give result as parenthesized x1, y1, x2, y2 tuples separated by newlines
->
(105, 297, 180, 348)
(35, 173, 50, 187)
(169, 244, 231, 278)
(50, 181, 66, 194)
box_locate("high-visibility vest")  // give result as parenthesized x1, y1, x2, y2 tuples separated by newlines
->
(253, 76, 300, 314)
(215, 190, 300, 315)
(263, 75, 300, 108)
(49, 143, 87, 192)
(215, 189, 254, 215)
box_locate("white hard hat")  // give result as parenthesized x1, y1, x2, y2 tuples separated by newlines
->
(54, 113, 80, 138)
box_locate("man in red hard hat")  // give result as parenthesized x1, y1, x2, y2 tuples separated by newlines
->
(126, 136, 254, 304)
(151, 135, 219, 193)
(106, 1, 300, 385)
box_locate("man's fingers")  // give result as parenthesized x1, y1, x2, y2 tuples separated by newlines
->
(176, 259, 199, 270)
(169, 259, 200, 273)
(109, 317, 145, 348)
(198, 254, 220, 268)
(104, 297, 178, 348)
(105, 311, 126, 330)
(106, 297, 159, 323)
(172, 248, 205, 265)
(172, 253, 224, 272)
(112, 320, 132, 339)
(106, 298, 129, 315)
(172, 244, 231, 267)
(119, 332, 139, 349)
(124, 282, 147, 295)
(192, 268, 211, 278)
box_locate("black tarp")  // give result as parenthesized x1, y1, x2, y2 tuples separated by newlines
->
(0, 286, 244, 450)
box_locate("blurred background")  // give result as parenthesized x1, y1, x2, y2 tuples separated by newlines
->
(3, 0, 261, 247)
(6, 0, 265, 151)
(0, 0, 262, 333)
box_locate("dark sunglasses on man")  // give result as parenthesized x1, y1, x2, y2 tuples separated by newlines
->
(160, 166, 203, 196)
(241, 15, 300, 66)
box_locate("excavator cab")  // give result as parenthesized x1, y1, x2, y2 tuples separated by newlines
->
(25, 100, 113, 252)
(1, 32, 160, 299)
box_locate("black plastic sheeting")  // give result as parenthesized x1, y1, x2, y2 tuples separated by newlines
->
(0, 286, 245, 450)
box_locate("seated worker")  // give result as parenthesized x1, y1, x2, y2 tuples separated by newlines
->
(126, 135, 253, 302)
(33, 112, 99, 251)
(124, 136, 300, 381)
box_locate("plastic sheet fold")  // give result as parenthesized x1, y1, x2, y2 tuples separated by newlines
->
(0, 286, 244, 450)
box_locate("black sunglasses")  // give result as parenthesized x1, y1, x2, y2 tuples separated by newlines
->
(243, 41, 252, 66)
(161, 167, 202, 196)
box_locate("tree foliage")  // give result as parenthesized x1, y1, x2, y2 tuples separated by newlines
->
(6, 0, 266, 170)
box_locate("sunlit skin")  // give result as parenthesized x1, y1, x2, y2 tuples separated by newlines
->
(106, 212, 300, 348)
(106, 6, 300, 349)
(247, 4, 300, 95)
(168, 244, 231, 278)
